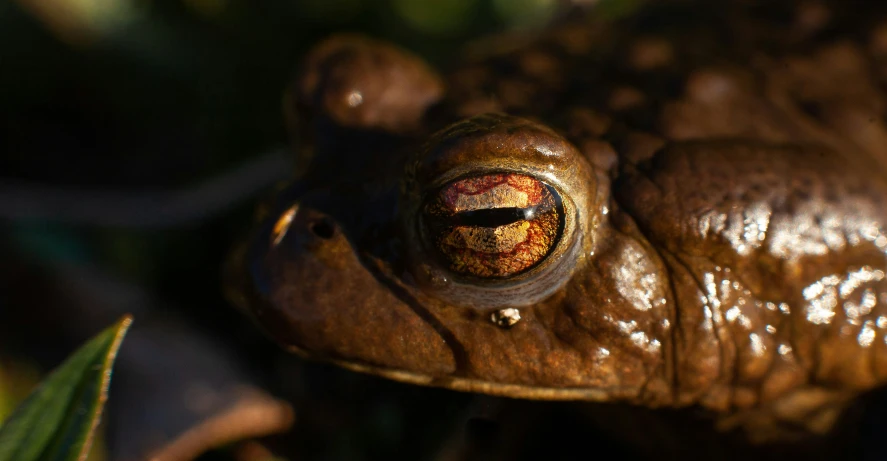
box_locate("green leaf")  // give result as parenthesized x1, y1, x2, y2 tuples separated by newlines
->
(0, 316, 133, 461)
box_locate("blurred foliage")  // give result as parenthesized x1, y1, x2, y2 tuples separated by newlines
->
(392, 0, 481, 35)
(0, 360, 41, 424)
(491, 0, 559, 28)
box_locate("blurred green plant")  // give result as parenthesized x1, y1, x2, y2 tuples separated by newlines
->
(0, 359, 42, 426)
(0, 316, 132, 461)
(491, 0, 559, 28)
(392, 0, 480, 35)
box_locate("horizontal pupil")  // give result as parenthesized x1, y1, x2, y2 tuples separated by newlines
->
(450, 206, 539, 228)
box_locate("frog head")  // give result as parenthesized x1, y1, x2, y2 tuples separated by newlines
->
(226, 35, 673, 404)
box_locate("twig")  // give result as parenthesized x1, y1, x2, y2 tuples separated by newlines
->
(146, 389, 295, 461)
(0, 149, 293, 228)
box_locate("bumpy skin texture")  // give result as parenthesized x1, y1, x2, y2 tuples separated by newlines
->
(227, 0, 887, 441)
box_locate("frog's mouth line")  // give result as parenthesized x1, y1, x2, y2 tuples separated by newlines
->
(284, 345, 615, 402)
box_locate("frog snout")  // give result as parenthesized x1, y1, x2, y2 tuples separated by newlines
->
(222, 199, 348, 342)
(262, 203, 348, 269)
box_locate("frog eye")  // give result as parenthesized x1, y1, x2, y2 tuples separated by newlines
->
(401, 113, 600, 310)
(422, 173, 565, 278)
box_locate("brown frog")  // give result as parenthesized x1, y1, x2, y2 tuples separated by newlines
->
(226, 0, 887, 445)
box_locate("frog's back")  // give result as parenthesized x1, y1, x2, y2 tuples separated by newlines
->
(444, 0, 887, 175)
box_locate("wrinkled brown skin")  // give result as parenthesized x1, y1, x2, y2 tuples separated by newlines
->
(227, 0, 887, 442)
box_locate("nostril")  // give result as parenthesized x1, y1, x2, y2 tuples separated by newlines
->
(310, 219, 335, 239)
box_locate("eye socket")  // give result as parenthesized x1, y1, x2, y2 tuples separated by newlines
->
(400, 113, 599, 309)
(422, 173, 565, 279)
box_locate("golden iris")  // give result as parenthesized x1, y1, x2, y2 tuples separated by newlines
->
(423, 173, 565, 278)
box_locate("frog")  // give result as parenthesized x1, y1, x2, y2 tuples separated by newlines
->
(225, 0, 887, 446)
